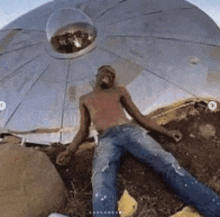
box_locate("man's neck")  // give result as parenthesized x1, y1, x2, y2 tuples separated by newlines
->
(94, 86, 114, 92)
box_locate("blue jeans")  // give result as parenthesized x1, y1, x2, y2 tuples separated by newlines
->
(91, 124, 220, 217)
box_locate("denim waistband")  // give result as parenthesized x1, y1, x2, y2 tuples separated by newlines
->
(98, 123, 140, 139)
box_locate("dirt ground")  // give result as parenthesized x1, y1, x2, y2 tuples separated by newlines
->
(4, 105, 219, 217)
(33, 105, 220, 217)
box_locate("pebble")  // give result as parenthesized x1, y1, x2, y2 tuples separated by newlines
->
(189, 134, 196, 138)
(198, 124, 216, 139)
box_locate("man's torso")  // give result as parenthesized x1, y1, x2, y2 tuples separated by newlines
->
(82, 87, 129, 133)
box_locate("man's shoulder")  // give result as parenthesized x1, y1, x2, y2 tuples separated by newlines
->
(79, 92, 93, 103)
(116, 86, 129, 95)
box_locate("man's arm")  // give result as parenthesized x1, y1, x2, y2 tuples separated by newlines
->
(66, 96, 91, 153)
(119, 87, 182, 142)
(56, 96, 91, 165)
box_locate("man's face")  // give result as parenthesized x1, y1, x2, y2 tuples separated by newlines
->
(96, 69, 115, 89)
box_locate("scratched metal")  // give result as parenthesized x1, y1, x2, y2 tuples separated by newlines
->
(0, 0, 220, 145)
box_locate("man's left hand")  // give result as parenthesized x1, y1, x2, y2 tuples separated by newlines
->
(56, 149, 75, 165)
(167, 130, 182, 142)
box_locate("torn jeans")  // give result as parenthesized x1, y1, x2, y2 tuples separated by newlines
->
(92, 124, 220, 217)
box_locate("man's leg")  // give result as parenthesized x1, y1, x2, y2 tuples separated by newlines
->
(92, 135, 123, 217)
(121, 125, 220, 217)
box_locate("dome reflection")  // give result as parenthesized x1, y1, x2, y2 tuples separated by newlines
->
(46, 8, 96, 54)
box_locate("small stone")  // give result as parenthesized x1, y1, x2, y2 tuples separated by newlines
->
(198, 124, 216, 139)
(189, 134, 196, 138)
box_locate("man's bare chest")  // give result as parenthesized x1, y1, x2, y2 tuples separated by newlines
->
(85, 91, 121, 114)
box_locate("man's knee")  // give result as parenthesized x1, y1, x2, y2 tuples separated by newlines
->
(92, 169, 117, 190)
(152, 149, 177, 166)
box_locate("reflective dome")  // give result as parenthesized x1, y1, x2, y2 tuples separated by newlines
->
(46, 8, 96, 55)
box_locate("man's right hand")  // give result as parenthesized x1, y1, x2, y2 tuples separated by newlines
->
(56, 149, 75, 165)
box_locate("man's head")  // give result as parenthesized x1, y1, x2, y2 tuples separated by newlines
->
(95, 65, 116, 89)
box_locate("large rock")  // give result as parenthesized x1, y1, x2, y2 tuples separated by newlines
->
(0, 144, 68, 217)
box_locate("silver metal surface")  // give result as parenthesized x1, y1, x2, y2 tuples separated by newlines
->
(1, 0, 220, 144)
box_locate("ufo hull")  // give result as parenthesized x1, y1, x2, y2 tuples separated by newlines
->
(1, 0, 220, 144)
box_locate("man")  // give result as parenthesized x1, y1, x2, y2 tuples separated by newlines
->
(57, 65, 220, 217)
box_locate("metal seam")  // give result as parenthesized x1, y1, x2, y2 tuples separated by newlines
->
(98, 46, 197, 98)
(4, 65, 49, 128)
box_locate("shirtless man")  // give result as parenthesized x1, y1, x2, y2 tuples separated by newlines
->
(57, 65, 220, 217)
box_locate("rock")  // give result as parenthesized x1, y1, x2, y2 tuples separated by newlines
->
(198, 124, 216, 139)
(189, 133, 196, 138)
(170, 206, 202, 217)
(0, 144, 68, 217)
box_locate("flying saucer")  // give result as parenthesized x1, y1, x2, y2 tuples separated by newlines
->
(0, 0, 220, 144)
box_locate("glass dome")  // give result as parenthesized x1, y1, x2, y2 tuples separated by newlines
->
(46, 8, 96, 55)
